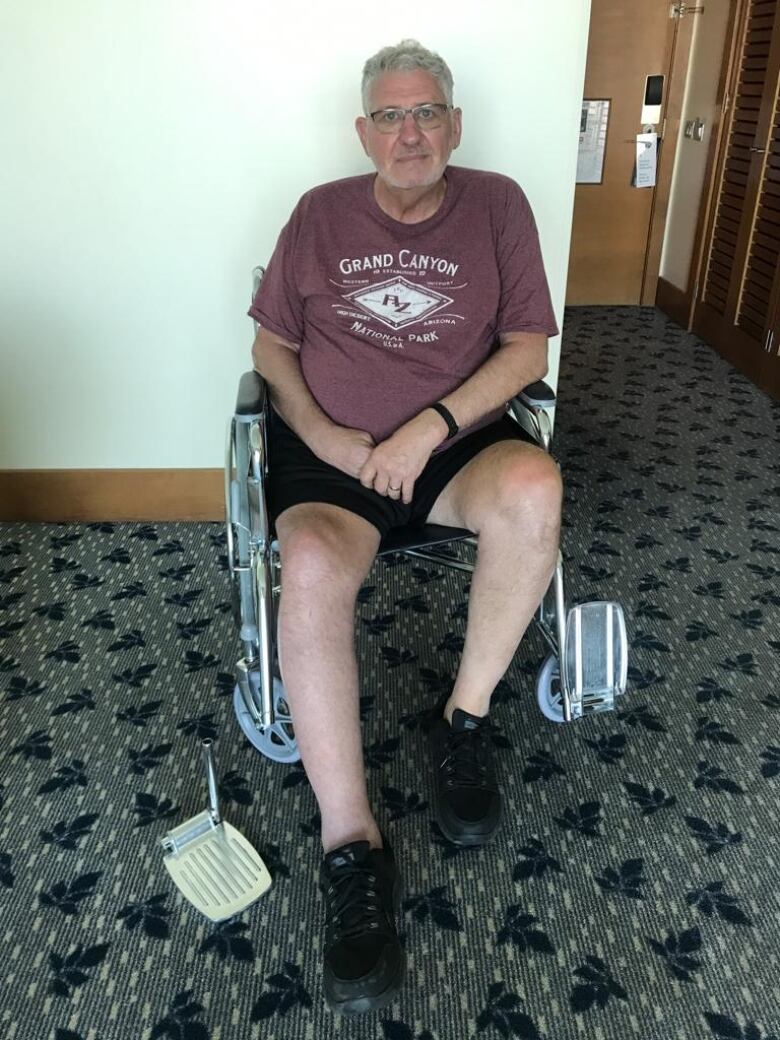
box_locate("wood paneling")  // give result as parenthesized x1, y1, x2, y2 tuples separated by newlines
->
(692, 0, 780, 399)
(737, 97, 780, 337)
(0, 470, 224, 522)
(702, 0, 776, 318)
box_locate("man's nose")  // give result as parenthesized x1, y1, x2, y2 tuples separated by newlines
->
(398, 111, 423, 142)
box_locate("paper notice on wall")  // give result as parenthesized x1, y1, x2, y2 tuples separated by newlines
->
(635, 133, 657, 188)
(577, 99, 610, 184)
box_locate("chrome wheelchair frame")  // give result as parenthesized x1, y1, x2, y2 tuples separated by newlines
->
(225, 269, 627, 763)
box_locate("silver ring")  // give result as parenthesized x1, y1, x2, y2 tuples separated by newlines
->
(388, 485, 401, 492)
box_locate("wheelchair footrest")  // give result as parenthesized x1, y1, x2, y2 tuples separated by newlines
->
(562, 601, 628, 716)
(160, 740, 272, 921)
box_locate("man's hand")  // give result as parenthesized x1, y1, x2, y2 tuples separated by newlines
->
(317, 426, 377, 479)
(359, 414, 444, 504)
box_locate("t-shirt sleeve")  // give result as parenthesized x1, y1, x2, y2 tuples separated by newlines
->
(247, 204, 305, 350)
(495, 183, 559, 339)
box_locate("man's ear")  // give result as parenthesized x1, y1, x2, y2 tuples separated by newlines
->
(355, 115, 369, 155)
(451, 107, 463, 150)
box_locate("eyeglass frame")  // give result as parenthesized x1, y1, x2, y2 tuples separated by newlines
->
(367, 102, 453, 133)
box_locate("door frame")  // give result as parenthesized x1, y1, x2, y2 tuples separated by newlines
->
(685, 0, 748, 324)
(655, 1, 745, 323)
(642, 7, 699, 305)
(657, 0, 761, 326)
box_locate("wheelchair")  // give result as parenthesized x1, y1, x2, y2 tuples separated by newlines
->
(225, 268, 628, 764)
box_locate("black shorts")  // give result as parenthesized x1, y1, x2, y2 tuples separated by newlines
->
(265, 406, 536, 541)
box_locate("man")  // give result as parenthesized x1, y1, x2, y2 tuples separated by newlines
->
(249, 39, 561, 1014)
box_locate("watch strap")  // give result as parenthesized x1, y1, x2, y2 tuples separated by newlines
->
(429, 402, 459, 439)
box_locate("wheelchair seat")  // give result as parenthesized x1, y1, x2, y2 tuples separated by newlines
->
(377, 523, 474, 556)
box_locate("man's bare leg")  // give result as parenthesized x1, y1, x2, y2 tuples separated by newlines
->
(445, 501, 561, 721)
(425, 443, 564, 719)
(274, 503, 383, 854)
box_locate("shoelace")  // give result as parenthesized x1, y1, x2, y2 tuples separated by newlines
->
(440, 723, 497, 790)
(324, 863, 387, 943)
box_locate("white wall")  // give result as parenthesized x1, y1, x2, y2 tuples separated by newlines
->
(660, 1, 730, 291)
(0, 1, 591, 469)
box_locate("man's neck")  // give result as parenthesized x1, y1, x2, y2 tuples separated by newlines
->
(373, 175, 447, 224)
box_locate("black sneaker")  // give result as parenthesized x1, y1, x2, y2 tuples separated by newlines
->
(428, 696, 502, 846)
(319, 833, 405, 1014)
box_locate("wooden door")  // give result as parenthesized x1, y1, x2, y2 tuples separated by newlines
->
(692, 0, 780, 398)
(567, 1, 685, 304)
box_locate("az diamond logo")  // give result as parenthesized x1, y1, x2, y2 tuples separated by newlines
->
(344, 277, 453, 330)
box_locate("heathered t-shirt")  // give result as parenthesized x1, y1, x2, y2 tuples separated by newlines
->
(248, 164, 559, 454)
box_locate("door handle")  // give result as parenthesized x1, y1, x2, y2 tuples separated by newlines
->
(750, 147, 765, 153)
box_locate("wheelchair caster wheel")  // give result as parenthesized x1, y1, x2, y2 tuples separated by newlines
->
(234, 674, 301, 763)
(536, 652, 566, 723)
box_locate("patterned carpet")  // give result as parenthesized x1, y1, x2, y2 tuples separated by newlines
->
(1, 305, 779, 1040)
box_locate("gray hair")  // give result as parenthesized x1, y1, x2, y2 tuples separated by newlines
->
(361, 39, 454, 114)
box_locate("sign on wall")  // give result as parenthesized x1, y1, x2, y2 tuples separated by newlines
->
(577, 99, 610, 184)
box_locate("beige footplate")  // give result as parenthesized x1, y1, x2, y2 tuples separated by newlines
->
(161, 740, 272, 922)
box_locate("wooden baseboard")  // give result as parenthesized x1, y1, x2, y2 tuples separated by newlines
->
(655, 277, 692, 329)
(0, 470, 224, 521)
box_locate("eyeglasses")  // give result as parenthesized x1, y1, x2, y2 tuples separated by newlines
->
(368, 102, 451, 134)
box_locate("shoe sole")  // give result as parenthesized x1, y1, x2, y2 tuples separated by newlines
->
(324, 869, 406, 1015)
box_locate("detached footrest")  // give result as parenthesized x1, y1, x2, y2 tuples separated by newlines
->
(162, 815, 272, 922)
(160, 739, 272, 921)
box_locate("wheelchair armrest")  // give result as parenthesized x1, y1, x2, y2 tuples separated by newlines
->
(235, 370, 268, 418)
(507, 380, 556, 453)
(513, 379, 556, 411)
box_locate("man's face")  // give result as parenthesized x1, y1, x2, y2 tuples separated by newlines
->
(355, 69, 462, 191)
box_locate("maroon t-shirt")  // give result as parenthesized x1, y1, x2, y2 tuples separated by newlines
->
(248, 165, 559, 454)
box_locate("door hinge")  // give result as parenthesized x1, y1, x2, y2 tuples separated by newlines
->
(670, 3, 705, 16)
(766, 329, 776, 353)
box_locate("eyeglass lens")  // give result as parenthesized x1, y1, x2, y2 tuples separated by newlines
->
(372, 104, 448, 133)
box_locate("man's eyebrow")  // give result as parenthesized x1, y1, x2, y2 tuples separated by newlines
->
(374, 100, 442, 109)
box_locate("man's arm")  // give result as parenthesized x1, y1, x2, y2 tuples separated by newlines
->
(252, 327, 337, 449)
(254, 327, 381, 481)
(405, 331, 549, 449)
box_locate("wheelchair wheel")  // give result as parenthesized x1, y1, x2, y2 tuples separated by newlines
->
(536, 652, 566, 723)
(234, 672, 301, 763)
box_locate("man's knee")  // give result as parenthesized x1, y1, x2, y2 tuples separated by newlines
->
(494, 450, 563, 522)
(277, 504, 381, 592)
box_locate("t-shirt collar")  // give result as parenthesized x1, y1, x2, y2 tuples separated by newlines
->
(366, 166, 458, 236)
